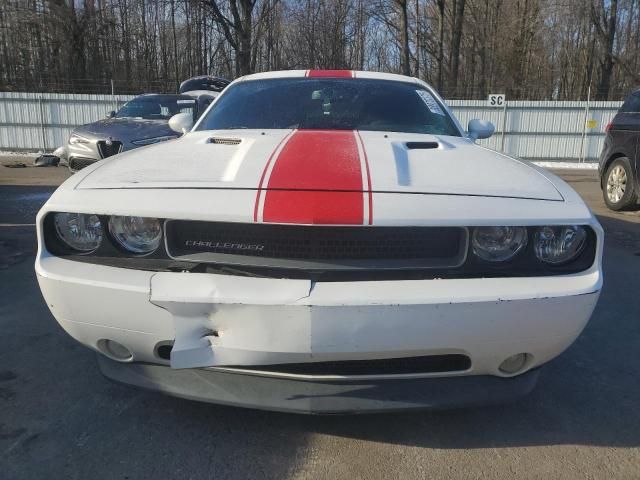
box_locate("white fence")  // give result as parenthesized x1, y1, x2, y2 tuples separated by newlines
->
(0, 92, 623, 162)
(0, 92, 134, 153)
(448, 100, 622, 162)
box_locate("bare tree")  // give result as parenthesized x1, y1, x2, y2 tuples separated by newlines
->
(591, 0, 619, 99)
(448, 0, 466, 96)
(1, 0, 638, 99)
(206, 0, 257, 76)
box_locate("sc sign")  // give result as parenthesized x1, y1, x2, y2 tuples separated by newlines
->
(488, 94, 506, 106)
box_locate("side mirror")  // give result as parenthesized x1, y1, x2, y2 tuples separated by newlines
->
(169, 112, 194, 134)
(467, 119, 495, 140)
(107, 111, 116, 118)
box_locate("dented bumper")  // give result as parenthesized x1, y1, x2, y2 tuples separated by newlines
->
(36, 255, 600, 412)
(97, 355, 541, 414)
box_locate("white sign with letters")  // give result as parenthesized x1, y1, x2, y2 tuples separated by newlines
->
(487, 94, 506, 107)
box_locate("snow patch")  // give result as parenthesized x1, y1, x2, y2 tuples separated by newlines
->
(533, 161, 599, 170)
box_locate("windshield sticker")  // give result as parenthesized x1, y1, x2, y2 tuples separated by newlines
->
(416, 90, 445, 116)
(177, 99, 196, 104)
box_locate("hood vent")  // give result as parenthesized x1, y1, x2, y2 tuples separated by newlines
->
(406, 141, 439, 150)
(206, 137, 242, 145)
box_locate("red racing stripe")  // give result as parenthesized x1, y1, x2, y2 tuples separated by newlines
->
(355, 130, 373, 225)
(306, 70, 353, 78)
(262, 130, 364, 224)
(253, 129, 297, 222)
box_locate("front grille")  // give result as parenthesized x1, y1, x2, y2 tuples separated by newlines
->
(226, 355, 472, 376)
(69, 157, 96, 171)
(97, 140, 123, 158)
(165, 221, 467, 271)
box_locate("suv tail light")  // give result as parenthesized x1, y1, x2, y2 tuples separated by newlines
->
(605, 122, 613, 133)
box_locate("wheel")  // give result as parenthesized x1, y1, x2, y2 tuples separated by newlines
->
(603, 157, 637, 211)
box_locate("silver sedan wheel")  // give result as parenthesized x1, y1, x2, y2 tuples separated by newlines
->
(606, 165, 627, 204)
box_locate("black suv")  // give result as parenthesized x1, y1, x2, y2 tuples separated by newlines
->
(599, 89, 640, 210)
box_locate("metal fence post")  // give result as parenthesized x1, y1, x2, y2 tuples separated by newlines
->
(38, 95, 48, 152)
(579, 85, 591, 163)
(111, 79, 116, 112)
(500, 100, 508, 152)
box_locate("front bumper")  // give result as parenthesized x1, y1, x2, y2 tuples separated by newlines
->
(98, 355, 540, 414)
(36, 255, 600, 412)
(66, 140, 101, 172)
(66, 140, 129, 172)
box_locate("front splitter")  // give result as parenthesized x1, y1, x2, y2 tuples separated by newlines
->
(98, 355, 540, 414)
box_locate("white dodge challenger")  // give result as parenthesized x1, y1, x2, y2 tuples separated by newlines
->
(36, 70, 603, 413)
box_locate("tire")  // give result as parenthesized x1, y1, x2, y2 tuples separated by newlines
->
(603, 157, 638, 211)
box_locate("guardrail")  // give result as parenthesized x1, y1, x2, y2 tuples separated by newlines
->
(0, 92, 623, 162)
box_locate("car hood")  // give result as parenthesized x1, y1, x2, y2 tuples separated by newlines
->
(74, 118, 176, 142)
(76, 129, 563, 201)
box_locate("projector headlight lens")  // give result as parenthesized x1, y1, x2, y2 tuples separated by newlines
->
(54, 212, 103, 252)
(472, 226, 528, 262)
(534, 226, 587, 264)
(109, 216, 162, 254)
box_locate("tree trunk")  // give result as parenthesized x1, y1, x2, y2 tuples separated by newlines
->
(436, 0, 445, 90)
(594, 0, 618, 100)
(449, 0, 466, 97)
(396, 0, 410, 76)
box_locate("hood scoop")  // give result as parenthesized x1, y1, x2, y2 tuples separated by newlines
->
(406, 141, 439, 150)
(206, 137, 242, 145)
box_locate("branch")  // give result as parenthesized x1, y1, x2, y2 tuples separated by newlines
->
(206, 0, 238, 49)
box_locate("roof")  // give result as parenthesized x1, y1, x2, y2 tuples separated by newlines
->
(134, 94, 196, 100)
(238, 69, 422, 85)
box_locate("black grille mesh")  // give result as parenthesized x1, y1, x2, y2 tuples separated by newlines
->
(166, 221, 464, 262)
(69, 157, 96, 171)
(206, 137, 242, 145)
(227, 355, 471, 376)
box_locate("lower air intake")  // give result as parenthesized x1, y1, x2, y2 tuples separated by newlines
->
(69, 157, 96, 171)
(226, 354, 471, 376)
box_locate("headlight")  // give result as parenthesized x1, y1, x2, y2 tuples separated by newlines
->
(534, 226, 586, 264)
(53, 213, 103, 252)
(131, 135, 177, 146)
(472, 226, 528, 262)
(69, 133, 91, 145)
(109, 216, 162, 254)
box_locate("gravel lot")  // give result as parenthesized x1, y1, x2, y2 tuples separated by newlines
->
(1, 157, 639, 479)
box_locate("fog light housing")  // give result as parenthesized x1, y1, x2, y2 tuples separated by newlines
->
(98, 339, 133, 362)
(499, 353, 529, 374)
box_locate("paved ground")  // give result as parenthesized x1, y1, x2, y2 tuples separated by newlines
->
(1, 159, 640, 479)
(0, 155, 71, 187)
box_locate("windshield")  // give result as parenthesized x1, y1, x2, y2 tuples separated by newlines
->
(196, 78, 461, 136)
(116, 96, 196, 120)
(180, 77, 229, 94)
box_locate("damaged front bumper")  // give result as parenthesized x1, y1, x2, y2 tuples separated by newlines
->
(36, 255, 601, 413)
(97, 355, 540, 414)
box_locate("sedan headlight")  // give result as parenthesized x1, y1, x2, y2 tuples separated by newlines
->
(472, 226, 528, 262)
(131, 135, 177, 146)
(534, 226, 587, 264)
(69, 133, 91, 145)
(108, 216, 162, 254)
(53, 213, 103, 252)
